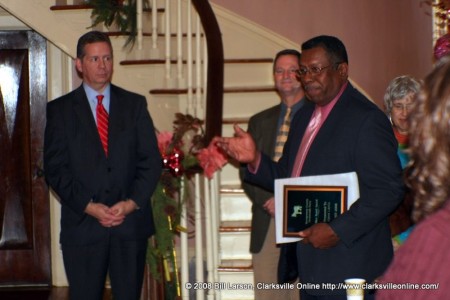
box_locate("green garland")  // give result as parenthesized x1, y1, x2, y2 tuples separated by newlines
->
(148, 175, 182, 299)
(148, 114, 206, 299)
(86, 0, 150, 48)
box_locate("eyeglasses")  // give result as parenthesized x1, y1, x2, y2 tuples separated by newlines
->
(392, 103, 414, 112)
(296, 62, 342, 77)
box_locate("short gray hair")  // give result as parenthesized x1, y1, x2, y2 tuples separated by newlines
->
(384, 75, 421, 115)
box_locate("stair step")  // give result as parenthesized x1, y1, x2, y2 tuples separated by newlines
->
(220, 184, 243, 193)
(225, 86, 276, 93)
(50, 4, 94, 10)
(220, 231, 251, 260)
(223, 117, 249, 124)
(124, 58, 273, 86)
(220, 192, 251, 221)
(219, 259, 252, 271)
(220, 162, 241, 185)
(220, 220, 251, 232)
(225, 58, 273, 64)
(149, 86, 274, 95)
(50, 4, 162, 13)
(121, 60, 272, 88)
(122, 57, 272, 65)
(218, 266, 254, 300)
(223, 90, 279, 118)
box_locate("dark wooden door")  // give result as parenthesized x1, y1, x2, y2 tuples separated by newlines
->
(0, 31, 50, 286)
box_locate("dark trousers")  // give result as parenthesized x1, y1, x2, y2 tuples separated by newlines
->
(62, 236, 148, 300)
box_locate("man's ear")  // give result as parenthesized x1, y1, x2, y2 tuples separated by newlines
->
(75, 58, 82, 73)
(75, 58, 83, 78)
(337, 63, 349, 78)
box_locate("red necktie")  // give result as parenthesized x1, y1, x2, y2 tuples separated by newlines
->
(96, 95, 109, 156)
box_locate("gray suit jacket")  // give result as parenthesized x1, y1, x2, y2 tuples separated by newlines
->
(241, 105, 280, 253)
(44, 84, 162, 246)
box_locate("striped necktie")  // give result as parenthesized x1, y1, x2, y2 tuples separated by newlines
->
(273, 107, 291, 162)
(96, 95, 109, 156)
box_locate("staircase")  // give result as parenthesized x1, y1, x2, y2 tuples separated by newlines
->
(0, 1, 298, 299)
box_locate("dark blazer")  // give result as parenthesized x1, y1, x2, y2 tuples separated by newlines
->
(246, 83, 404, 295)
(44, 84, 162, 246)
(240, 105, 279, 253)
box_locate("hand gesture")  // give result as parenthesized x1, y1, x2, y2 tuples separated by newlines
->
(214, 124, 258, 165)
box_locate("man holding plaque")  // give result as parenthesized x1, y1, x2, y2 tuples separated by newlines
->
(216, 35, 404, 299)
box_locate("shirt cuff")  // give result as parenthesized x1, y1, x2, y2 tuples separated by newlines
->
(247, 151, 261, 174)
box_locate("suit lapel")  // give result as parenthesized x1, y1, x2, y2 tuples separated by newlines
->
(265, 106, 280, 158)
(73, 86, 98, 137)
(73, 85, 107, 157)
(312, 84, 352, 146)
(302, 84, 353, 173)
(286, 102, 314, 175)
(288, 85, 353, 175)
(108, 85, 125, 157)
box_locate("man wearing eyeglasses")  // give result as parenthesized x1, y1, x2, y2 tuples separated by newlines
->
(216, 35, 403, 299)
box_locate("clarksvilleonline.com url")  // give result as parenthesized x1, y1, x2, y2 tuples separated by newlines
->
(321, 282, 440, 291)
(185, 282, 440, 291)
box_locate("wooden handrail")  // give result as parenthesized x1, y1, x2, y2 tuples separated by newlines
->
(191, 0, 224, 144)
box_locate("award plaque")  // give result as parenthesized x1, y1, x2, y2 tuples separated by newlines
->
(283, 185, 347, 237)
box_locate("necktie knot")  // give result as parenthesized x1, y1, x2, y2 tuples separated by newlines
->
(96, 94, 104, 105)
(309, 107, 322, 129)
(285, 107, 292, 122)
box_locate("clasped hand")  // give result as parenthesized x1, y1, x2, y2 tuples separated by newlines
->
(85, 200, 138, 228)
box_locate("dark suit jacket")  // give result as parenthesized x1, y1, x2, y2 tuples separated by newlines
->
(245, 83, 404, 295)
(240, 105, 279, 253)
(44, 84, 162, 246)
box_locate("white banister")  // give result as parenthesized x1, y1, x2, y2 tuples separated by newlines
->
(180, 179, 189, 300)
(136, 0, 143, 51)
(176, 0, 184, 88)
(210, 173, 220, 291)
(194, 15, 202, 116)
(132, 1, 219, 298)
(186, 1, 194, 114)
(201, 36, 207, 118)
(150, 0, 159, 58)
(204, 176, 215, 299)
(194, 174, 205, 300)
(164, 0, 172, 87)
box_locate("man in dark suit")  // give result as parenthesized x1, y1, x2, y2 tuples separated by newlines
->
(217, 35, 404, 299)
(44, 31, 162, 300)
(240, 49, 303, 299)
